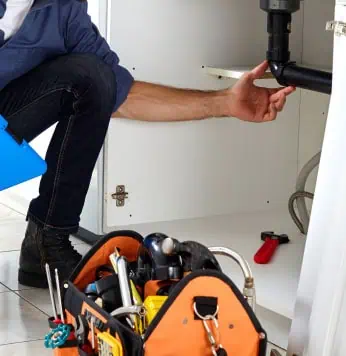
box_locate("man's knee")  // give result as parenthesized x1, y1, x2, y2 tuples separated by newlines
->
(53, 54, 117, 115)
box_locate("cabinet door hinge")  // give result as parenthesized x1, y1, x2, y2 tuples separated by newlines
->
(111, 185, 128, 207)
(326, 21, 346, 36)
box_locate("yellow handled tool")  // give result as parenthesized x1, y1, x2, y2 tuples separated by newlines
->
(144, 296, 168, 326)
(97, 332, 123, 356)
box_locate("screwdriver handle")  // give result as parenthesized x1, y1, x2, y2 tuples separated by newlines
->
(254, 238, 279, 264)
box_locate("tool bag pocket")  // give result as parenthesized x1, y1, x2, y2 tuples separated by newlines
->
(62, 230, 144, 356)
(142, 271, 267, 356)
(63, 282, 142, 355)
(56, 230, 267, 356)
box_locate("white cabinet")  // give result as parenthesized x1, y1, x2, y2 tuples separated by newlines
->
(79, 0, 337, 352)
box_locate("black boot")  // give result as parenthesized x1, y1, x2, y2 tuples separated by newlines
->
(18, 219, 82, 288)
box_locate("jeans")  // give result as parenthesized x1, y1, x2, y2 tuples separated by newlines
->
(0, 54, 117, 234)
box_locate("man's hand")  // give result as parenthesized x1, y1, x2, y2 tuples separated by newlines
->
(114, 61, 295, 123)
(227, 61, 296, 123)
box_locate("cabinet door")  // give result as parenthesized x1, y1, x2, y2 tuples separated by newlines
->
(102, 0, 303, 231)
(288, 2, 346, 355)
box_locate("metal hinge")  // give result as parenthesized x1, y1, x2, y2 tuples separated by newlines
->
(111, 185, 128, 207)
(326, 21, 346, 36)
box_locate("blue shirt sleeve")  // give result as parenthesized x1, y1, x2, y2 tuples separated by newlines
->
(62, 0, 134, 112)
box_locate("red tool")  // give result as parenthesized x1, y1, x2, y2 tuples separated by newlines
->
(254, 231, 290, 264)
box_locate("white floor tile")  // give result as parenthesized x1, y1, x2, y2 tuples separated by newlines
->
(0, 291, 50, 344)
(0, 340, 51, 355)
(0, 283, 9, 293)
(0, 203, 26, 252)
(0, 203, 22, 221)
(18, 289, 56, 317)
(0, 251, 32, 291)
(0, 220, 27, 252)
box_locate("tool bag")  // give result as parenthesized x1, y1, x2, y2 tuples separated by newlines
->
(48, 230, 267, 356)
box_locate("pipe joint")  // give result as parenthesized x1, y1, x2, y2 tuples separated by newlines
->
(268, 61, 332, 95)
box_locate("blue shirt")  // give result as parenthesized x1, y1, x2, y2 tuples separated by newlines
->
(0, 0, 134, 112)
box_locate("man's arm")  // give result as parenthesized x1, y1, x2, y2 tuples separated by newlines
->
(113, 81, 229, 121)
(63, 2, 294, 123)
(114, 62, 296, 123)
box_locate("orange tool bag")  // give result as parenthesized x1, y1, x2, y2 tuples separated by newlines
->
(46, 230, 267, 356)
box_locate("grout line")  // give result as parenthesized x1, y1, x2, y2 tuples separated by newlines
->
(0, 286, 40, 293)
(0, 202, 25, 217)
(12, 289, 51, 317)
(11, 287, 36, 292)
(0, 248, 21, 253)
(0, 338, 44, 347)
(0, 282, 10, 293)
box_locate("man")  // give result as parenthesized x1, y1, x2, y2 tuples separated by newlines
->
(0, 0, 295, 288)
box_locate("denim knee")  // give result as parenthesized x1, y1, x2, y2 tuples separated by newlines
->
(52, 53, 117, 118)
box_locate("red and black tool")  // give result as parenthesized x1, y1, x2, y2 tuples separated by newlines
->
(254, 231, 290, 264)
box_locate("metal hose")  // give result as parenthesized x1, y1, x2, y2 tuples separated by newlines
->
(209, 246, 256, 313)
(288, 191, 314, 234)
(288, 152, 321, 234)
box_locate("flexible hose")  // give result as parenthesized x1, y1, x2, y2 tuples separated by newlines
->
(293, 152, 321, 234)
(288, 191, 314, 234)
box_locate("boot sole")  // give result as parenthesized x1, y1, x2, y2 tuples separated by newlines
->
(18, 269, 49, 289)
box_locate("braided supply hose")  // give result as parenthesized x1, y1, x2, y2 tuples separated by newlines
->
(288, 152, 321, 235)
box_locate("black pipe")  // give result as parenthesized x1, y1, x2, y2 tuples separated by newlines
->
(269, 62, 332, 95)
(263, 9, 333, 95)
(260, 0, 300, 14)
(267, 12, 292, 63)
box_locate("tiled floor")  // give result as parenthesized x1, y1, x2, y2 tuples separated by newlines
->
(0, 202, 90, 354)
(0, 202, 286, 355)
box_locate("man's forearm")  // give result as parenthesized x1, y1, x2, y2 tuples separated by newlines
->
(113, 81, 232, 122)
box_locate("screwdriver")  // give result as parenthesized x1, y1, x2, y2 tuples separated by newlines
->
(45, 263, 58, 322)
(55, 268, 65, 324)
(45, 264, 66, 325)
(44, 264, 74, 350)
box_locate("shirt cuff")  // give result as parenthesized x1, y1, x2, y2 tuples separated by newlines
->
(113, 64, 134, 113)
